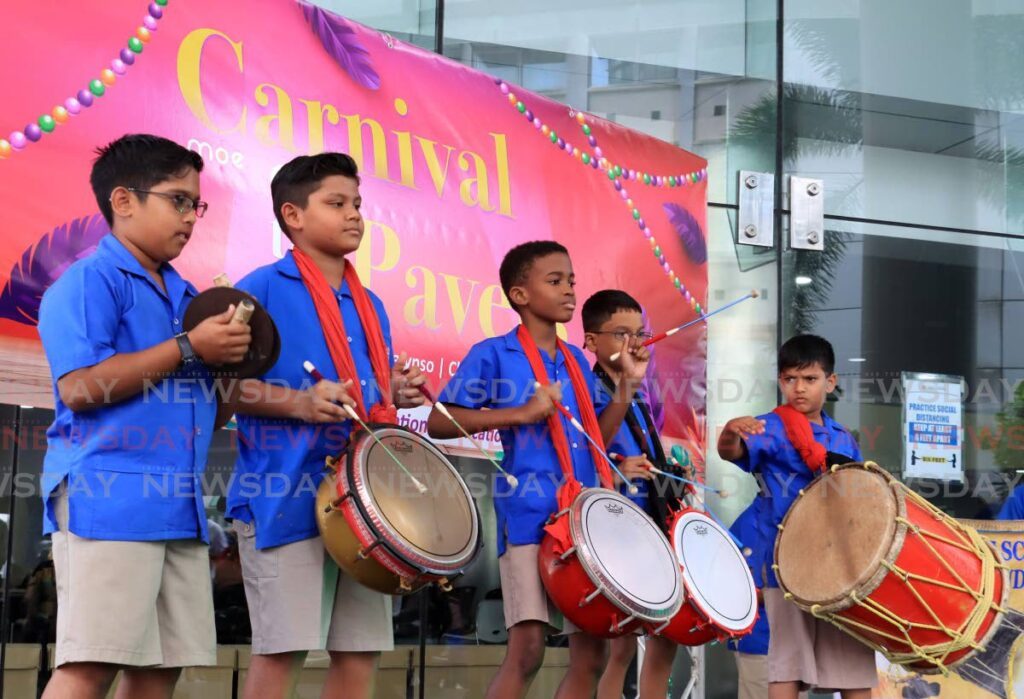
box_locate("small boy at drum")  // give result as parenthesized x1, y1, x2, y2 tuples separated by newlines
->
(227, 153, 425, 699)
(428, 242, 649, 699)
(37, 134, 250, 699)
(718, 334, 875, 699)
(581, 289, 688, 699)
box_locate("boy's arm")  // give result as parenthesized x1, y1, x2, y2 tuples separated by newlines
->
(55, 305, 251, 413)
(598, 380, 637, 446)
(596, 337, 650, 445)
(717, 416, 767, 462)
(225, 378, 356, 423)
(428, 384, 559, 439)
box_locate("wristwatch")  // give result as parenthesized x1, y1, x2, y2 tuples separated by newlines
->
(175, 331, 198, 366)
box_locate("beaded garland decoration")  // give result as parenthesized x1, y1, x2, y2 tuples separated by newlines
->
(497, 79, 707, 314)
(0, 1, 169, 160)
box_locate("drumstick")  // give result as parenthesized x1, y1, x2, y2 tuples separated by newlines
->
(213, 273, 232, 288)
(610, 290, 759, 361)
(535, 382, 637, 494)
(667, 455, 729, 499)
(403, 369, 519, 488)
(609, 452, 726, 497)
(303, 360, 428, 494)
(232, 299, 255, 324)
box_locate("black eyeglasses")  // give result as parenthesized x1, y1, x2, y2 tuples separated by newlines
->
(592, 330, 654, 341)
(127, 188, 209, 218)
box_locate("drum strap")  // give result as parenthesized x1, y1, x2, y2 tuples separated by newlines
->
(773, 404, 827, 473)
(516, 325, 613, 493)
(292, 247, 396, 423)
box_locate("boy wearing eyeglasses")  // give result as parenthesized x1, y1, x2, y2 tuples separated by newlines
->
(582, 289, 690, 699)
(37, 134, 250, 699)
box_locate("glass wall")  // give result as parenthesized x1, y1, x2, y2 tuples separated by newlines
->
(5, 1, 1024, 697)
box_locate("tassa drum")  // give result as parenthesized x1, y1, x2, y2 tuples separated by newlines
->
(651, 508, 759, 645)
(316, 425, 481, 594)
(539, 488, 683, 638)
(774, 461, 1007, 673)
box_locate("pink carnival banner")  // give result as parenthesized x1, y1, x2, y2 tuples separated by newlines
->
(0, 0, 708, 462)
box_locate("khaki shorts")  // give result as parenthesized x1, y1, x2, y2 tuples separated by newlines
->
(498, 544, 579, 634)
(764, 587, 878, 691)
(235, 521, 394, 655)
(51, 493, 216, 668)
(734, 653, 810, 699)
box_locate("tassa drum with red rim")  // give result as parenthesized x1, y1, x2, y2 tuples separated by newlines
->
(316, 425, 481, 595)
(650, 508, 759, 645)
(539, 488, 683, 638)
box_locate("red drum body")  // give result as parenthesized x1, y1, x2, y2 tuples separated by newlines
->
(539, 489, 683, 638)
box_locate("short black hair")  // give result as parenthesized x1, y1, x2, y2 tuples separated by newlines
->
(90, 134, 204, 226)
(778, 334, 835, 375)
(582, 290, 642, 332)
(498, 241, 569, 307)
(271, 153, 360, 236)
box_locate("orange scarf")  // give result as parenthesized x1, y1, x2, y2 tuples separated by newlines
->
(516, 325, 613, 493)
(292, 248, 396, 424)
(773, 404, 827, 473)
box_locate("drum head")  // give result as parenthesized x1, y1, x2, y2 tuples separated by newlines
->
(775, 463, 899, 607)
(672, 510, 757, 634)
(351, 427, 479, 573)
(182, 287, 280, 378)
(573, 490, 682, 621)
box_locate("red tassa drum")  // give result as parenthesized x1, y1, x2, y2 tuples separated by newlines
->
(539, 489, 683, 638)
(774, 461, 1007, 673)
(650, 508, 759, 645)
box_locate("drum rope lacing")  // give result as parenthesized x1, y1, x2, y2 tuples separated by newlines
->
(778, 479, 1007, 675)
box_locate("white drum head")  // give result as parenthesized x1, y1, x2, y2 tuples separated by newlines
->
(672, 510, 758, 634)
(574, 490, 682, 621)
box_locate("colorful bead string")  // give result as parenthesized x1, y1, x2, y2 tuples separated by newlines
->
(497, 79, 706, 314)
(0, 0, 168, 160)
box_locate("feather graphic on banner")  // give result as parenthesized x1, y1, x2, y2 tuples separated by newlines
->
(0, 214, 109, 326)
(663, 203, 707, 265)
(299, 2, 381, 90)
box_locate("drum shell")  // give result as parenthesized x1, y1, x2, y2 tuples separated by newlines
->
(843, 493, 1005, 670)
(650, 600, 717, 646)
(538, 534, 641, 639)
(316, 470, 427, 595)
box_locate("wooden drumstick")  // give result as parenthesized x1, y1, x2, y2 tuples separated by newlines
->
(303, 360, 427, 494)
(213, 273, 233, 288)
(610, 290, 759, 361)
(232, 299, 255, 324)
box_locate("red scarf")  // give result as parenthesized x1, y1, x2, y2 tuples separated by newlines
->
(773, 403, 826, 473)
(516, 325, 614, 494)
(292, 248, 397, 424)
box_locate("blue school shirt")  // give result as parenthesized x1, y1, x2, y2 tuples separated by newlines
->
(440, 328, 606, 557)
(606, 397, 657, 512)
(229, 251, 393, 550)
(730, 410, 861, 588)
(727, 498, 770, 655)
(37, 234, 214, 542)
(998, 486, 1024, 520)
